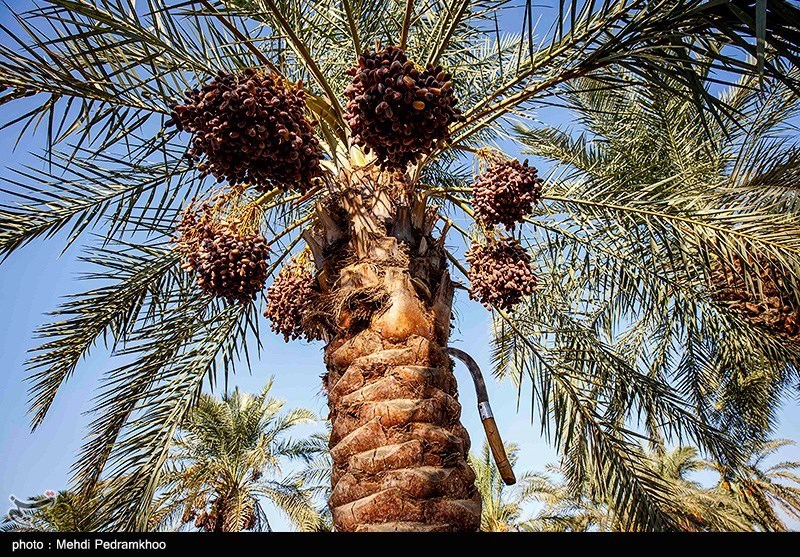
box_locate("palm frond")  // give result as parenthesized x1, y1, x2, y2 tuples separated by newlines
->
(152, 382, 322, 532)
(447, 0, 800, 149)
(0, 148, 197, 260)
(81, 298, 254, 531)
(26, 241, 183, 429)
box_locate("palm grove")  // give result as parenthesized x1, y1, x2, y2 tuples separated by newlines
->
(1, 0, 800, 532)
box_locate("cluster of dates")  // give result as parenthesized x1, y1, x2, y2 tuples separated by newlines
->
(344, 46, 463, 171)
(263, 259, 319, 342)
(712, 254, 800, 337)
(473, 158, 542, 229)
(171, 69, 322, 192)
(466, 238, 537, 310)
(176, 203, 270, 304)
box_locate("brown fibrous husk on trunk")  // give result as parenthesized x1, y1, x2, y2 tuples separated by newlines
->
(301, 166, 481, 532)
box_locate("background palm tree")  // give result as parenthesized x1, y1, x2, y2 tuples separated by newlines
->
(0, 0, 798, 531)
(715, 439, 800, 531)
(1, 490, 99, 532)
(290, 430, 335, 531)
(521, 468, 609, 532)
(148, 382, 323, 532)
(469, 441, 542, 531)
(526, 446, 751, 531)
(643, 446, 751, 531)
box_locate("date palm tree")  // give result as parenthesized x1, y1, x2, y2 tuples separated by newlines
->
(469, 441, 542, 531)
(147, 383, 322, 531)
(0, 490, 100, 532)
(526, 446, 751, 531)
(715, 439, 800, 531)
(1, 0, 799, 532)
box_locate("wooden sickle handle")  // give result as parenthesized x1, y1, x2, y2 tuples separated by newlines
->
(445, 347, 517, 485)
(481, 412, 516, 485)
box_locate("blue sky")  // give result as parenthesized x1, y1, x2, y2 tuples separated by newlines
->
(0, 0, 799, 532)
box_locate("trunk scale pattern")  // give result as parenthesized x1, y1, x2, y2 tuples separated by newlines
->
(307, 166, 482, 531)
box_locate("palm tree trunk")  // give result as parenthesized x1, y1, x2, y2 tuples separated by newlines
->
(310, 166, 481, 531)
(325, 303, 481, 532)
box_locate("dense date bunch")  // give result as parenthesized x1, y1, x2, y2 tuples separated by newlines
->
(264, 259, 319, 342)
(344, 46, 463, 171)
(711, 254, 800, 337)
(194, 499, 256, 532)
(176, 205, 271, 304)
(171, 69, 322, 192)
(466, 238, 537, 310)
(473, 158, 543, 229)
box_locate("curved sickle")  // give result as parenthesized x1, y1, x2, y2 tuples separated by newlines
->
(444, 347, 516, 485)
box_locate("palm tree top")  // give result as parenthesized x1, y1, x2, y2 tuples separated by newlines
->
(150, 382, 323, 532)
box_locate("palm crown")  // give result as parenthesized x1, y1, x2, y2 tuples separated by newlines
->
(149, 383, 321, 532)
(1, 0, 799, 532)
